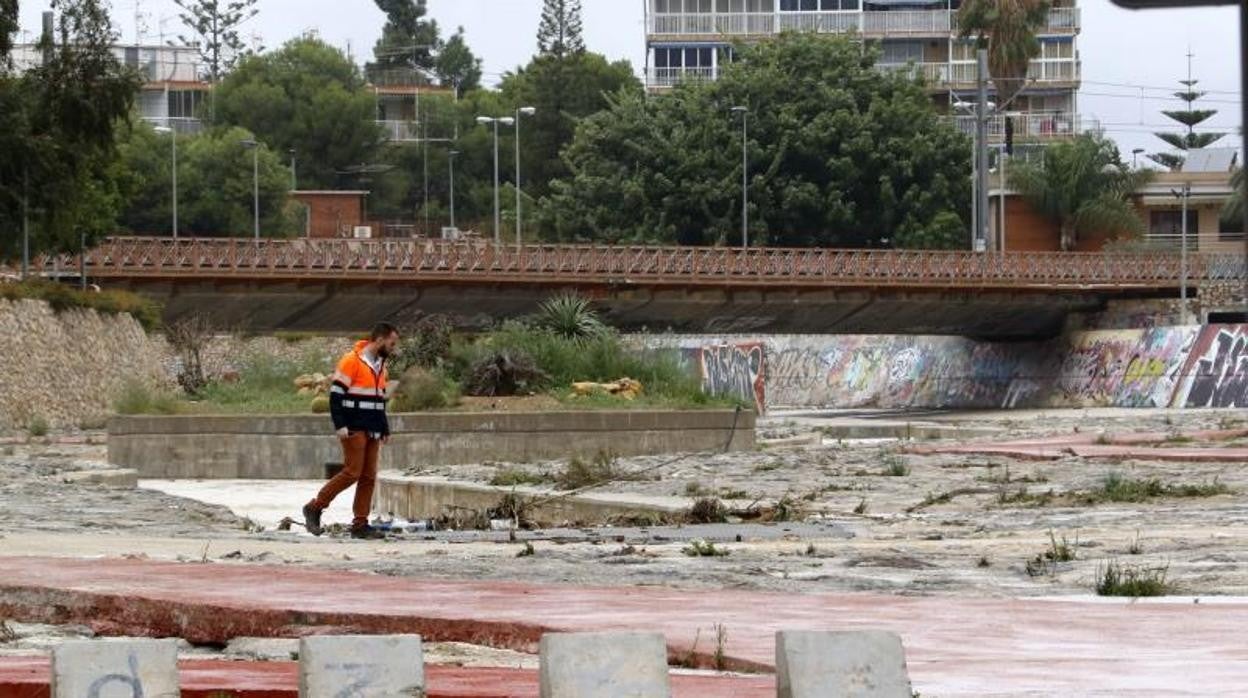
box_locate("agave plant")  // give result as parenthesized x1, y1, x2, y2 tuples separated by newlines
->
(536, 293, 607, 341)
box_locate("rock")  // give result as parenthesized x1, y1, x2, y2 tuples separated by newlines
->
(775, 630, 912, 698)
(539, 632, 670, 698)
(62, 468, 139, 488)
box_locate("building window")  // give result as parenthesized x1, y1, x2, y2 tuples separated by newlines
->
(654, 47, 715, 69)
(167, 90, 204, 120)
(715, 0, 773, 10)
(1039, 38, 1074, 60)
(880, 40, 924, 64)
(1150, 209, 1199, 248)
(780, 0, 855, 9)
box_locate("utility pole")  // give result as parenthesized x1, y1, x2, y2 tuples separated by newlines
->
(448, 150, 458, 230)
(515, 107, 536, 248)
(21, 167, 29, 280)
(975, 48, 990, 252)
(732, 106, 749, 249)
(1176, 182, 1191, 324)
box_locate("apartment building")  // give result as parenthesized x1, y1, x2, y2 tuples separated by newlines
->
(11, 43, 210, 134)
(644, 0, 1082, 146)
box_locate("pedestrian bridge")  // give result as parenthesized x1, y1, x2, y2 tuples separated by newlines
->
(31, 237, 1247, 338)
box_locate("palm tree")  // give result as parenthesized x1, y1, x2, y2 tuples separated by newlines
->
(958, 0, 1052, 109)
(1009, 133, 1153, 251)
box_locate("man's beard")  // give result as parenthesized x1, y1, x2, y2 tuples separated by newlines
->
(377, 347, 392, 360)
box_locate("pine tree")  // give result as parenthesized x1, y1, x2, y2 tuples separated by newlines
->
(1149, 54, 1225, 171)
(537, 0, 584, 60)
(369, 0, 440, 81)
(172, 0, 260, 82)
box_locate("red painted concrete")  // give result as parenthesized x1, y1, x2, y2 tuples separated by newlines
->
(0, 657, 772, 698)
(1, 558, 1246, 696)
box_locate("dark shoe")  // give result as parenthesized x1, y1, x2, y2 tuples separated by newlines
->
(303, 504, 324, 537)
(350, 524, 387, 540)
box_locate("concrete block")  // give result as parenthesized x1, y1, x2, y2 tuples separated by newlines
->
(539, 632, 670, 698)
(299, 634, 424, 698)
(776, 630, 911, 698)
(51, 638, 179, 698)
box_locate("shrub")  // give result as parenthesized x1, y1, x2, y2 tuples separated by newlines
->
(1095, 561, 1172, 597)
(554, 451, 628, 490)
(112, 380, 182, 415)
(27, 415, 49, 437)
(535, 293, 606, 341)
(686, 497, 729, 524)
(464, 350, 548, 397)
(390, 366, 461, 412)
(393, 314, 454, 375)
(0, 279, 161, 330)
(166, 315, 216, 396)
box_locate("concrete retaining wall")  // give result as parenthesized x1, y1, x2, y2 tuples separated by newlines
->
(660, 324, 1248, 411)
(108, 410, 755, 479)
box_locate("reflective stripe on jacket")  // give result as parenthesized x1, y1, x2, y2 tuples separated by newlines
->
(329, 340, 390, 436)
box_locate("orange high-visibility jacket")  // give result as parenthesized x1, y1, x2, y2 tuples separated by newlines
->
(328, 340, 390, 436)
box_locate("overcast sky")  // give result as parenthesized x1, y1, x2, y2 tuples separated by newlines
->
(15, 0, 1244, 160)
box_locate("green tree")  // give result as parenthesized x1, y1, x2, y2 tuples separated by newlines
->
(0, 0, 17, 59)
(537, 0, 584, 60)
(0, 0, 141, 259)
(213, 35, 382, 189)
(537, 34, 970, 248)
(1009, 132, 1152, 251)
(958, 0, 1050, 108)
(436, 26, 481, 92)
(501, 52, 641, 200)
(177, 126, 293, 237)
(368, 0, 439, 79)
(172, 0, 260, 82)
(1148, 74, 1225, 171)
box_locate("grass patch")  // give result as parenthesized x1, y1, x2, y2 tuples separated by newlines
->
(189, 352, 327, 414)
(26, 415, 48, 437)
(1025, 531, 1076, 577)
(1083, 472, 1231, 504)
(552, 451, 645, 491)
(489, 468, 551, 488)
(1, 279, 161, 330)
(881, 453, 911, 477)
(113, 380, 184, 415)
(682, 539, 729, 557)
(686, 497, 729, 524)
(391, 366, 461, 412)
(1094, 561, 1173, 597)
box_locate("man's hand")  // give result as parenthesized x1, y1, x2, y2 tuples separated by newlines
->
(336, 427, 350, 440)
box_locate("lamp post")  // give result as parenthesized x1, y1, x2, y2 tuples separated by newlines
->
(1172, 183, 1192, 325)
(730, 106, 748, 249)
(476, 115, 515, 245)
(515, 106, 536, 248)
(289, 148, 297, 190)
(448, 149, 459, 230)
(1132, 147, 1145, 169)
(241, 139, 260, 240)
(153, 126, 179, 238)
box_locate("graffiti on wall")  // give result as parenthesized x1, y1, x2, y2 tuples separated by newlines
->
(1178, 326, 1248, 408)
(692, 343, 766, 412)
(658, 325, 1248, 412)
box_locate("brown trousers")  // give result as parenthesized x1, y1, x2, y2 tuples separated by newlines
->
(313, 432, 380, 526)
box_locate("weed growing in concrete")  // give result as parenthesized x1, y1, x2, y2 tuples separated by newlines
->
(997, 486, 1055, 507)
(714, 624, 728, 671)
(686, 498, 729, 524)
(1128, 531, 1144, 555)
(977, 556, 992, 568)
(489, 468, 550, 488)
(683, 539, 729, 557)
(805, 543, 819, 557)
(1087, 472, 1231, 504)
(26, 415, 48, 438)
(718, 488, 750, 500)
(881, 453, 911, 477)
(1094, 561, 1172, 597)
(516, 541, 536, 558)
(1025, 531, 1076, 577)
(684, 481, 708, 497)
(1165, 432, 1194, 444)
(853, 498, 869, 515)
(753, 460, 785, 473)
(0, 619, 17, 642)
(1094, 433, 1112, 445)
(555, 451, 634, 490)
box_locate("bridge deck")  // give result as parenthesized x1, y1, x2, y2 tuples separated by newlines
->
(30, 237, 1248, 292)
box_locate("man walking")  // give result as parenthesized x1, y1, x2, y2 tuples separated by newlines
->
(303, 323, 399, 539)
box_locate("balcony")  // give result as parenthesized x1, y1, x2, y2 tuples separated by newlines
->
(948, 59, 1080, 88)
(647, 7, 1078, 38)
(647, 66, 718, 89)
(862, 10, 951, 35)
(952, 111, 1086, 143)
(378, 120, 420, 142)
(140, 116, 204, 135)
(877, 62, 949, 85)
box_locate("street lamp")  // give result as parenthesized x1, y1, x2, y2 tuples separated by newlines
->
(515, 106, 536, 247)
(730, 106, 748, 249)
(1132, 148, 1145, 169)
(289, 148, 298, 190)
(514, 107, 538, 246)
(153, 126, 178, 239)
(240, 139, 260, 240)
(476, 115, 515, 245)
(448, 150, 459, 230)
(1171, 183, 1192, 325)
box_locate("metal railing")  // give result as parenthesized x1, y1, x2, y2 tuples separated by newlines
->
(648, 66, 717, 88)
(949, 59, 1080, 86)
(877, 62, 950, 84)
(31, 237, 1246, 291)
(140, 116, 205, 135)
(952, 111, 1082, 142)
(378, 120, 420, 141)
(648, 8, 1078, 36)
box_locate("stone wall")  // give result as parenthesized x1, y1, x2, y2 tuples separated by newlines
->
(0, 299, 168, 430)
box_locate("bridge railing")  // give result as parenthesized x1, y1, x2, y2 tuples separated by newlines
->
(30, 236, 1246, 290)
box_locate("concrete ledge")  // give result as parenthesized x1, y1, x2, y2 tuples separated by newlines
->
(376, 473, 688, 525)
(108, 410, 755, 479)
(62, 468, 139, 488)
